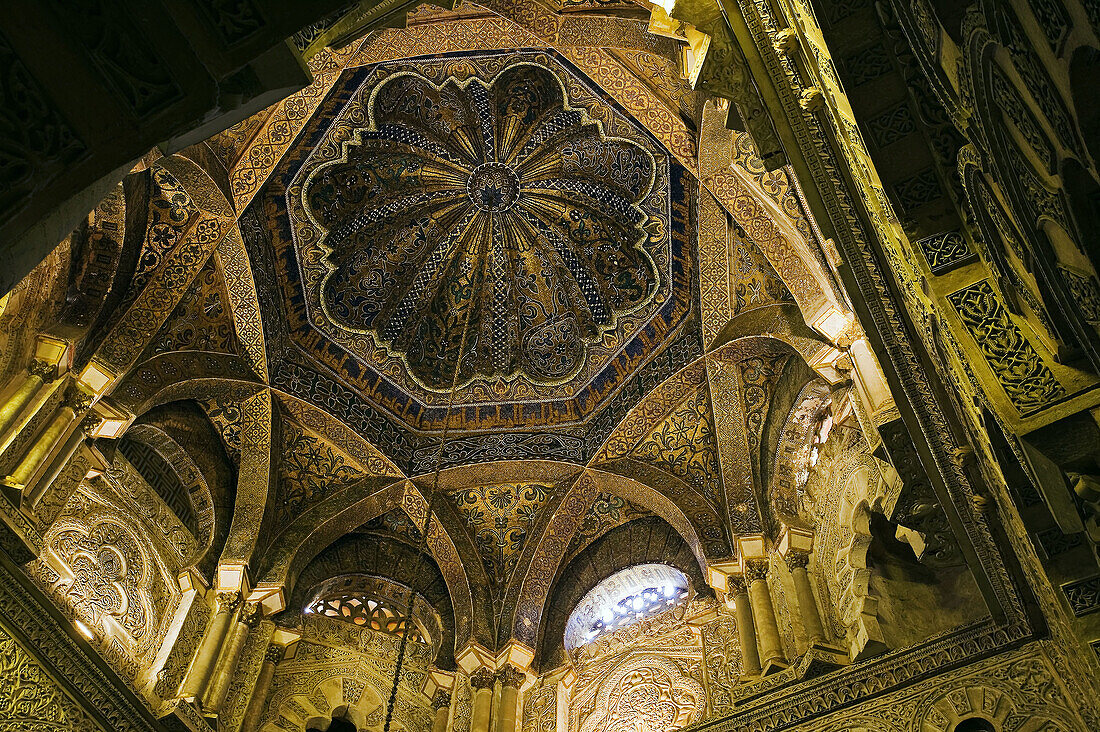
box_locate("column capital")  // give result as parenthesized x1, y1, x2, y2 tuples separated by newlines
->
(469, 668, 496, 690)
(783, 550, 810, 571)
(744, 559, 769, 582)
(216, 591, 243, 614)
(63, 384, 94, 412)
(727, 576, 748, 595)
(431, 690, 452, 711)
(79, 413, 102, 436)
(241, 601, 262, 628)
(264, 644, 285, 664)
(497, 664, 525, 690)
(28, 359, 58, 382)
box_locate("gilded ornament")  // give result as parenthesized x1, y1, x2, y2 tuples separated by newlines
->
(216, 591, 243, 614)
(28, 358, 58, 382)
(743, 559, 769, 583)
(497, 664, 526, 689)
(783, 550, 810, 571)
(470, 667, 496, 690)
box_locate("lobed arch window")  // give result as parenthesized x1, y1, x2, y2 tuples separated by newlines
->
(564, 564, 690, 649)
(302, 574, 440, 651)
(306, 593, 424, 642)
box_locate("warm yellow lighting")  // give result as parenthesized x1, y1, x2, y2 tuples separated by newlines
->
(90, 400, 131, 439)
(217, 562, 248, 593)
(812, 307, 852, 341)
(92, 419, 127, 439)
(423, 668, 456, 698)
(455, 641, 495, 675)
(681, 26, 710, 88)
(777, 525, 815, 557)
(706, 559, 740, 593)
(736, 533, 767, 560)
(496, 640, 535, 672)
(249, 584, 286, 615)
(35, 334, 70, 367)
(74, 620, 95, 640)
(77, 360, 115, 396)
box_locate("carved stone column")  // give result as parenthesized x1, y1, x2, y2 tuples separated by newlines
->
(241, 644, 284, 732)
(470, 668, 496, 732)
(3, 384, 91, 493)
(25, 412, 99, 508)
(204, 601, 260, 713)
(431, 690, 452, 732)
(785, 551, 827, 646)
(180, 591, 242, 702)
(728, 577, 761, 676)
(493, 665, 525, 732)
(0, 360, 54, 437)
(745, 560, 787, 673)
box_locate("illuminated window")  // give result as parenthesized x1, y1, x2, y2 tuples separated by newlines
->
(302, 574, 438, 648)
(799, 409, 833, 487)
(565, 564, 690, 649)
(305, 593, 424, 642)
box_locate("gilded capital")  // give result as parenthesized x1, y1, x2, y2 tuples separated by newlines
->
(264, 644, 285, 664)
(744, 559, 769, 582)
(79, 413, 102, 435)
(431, 690, 452, 711)
(241, 601, 262, 628)
(28, 359, 57, 382)
(63, 385, 94, 412)
(470, 668, 496, 690)
(784, 550, 811, 571)
(728, 576, 748, 595)
(216, 591, 243, 614)
(497, 664, 525, 689)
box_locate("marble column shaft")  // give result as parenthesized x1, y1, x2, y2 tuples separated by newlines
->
(431, 690, 452, 732)
(204, 601, 259, 713)
(745, 560, 787, 669)
(6, 384, 90, 488)
(470, 668, 496, 732)
(729, 578, 761, 676)
(786, 552, 826, 645)
(0, 362, 51, 437)
(493, 665, 525, 732)
(180, 591, 242, 702)
(241, 644, 283, 732)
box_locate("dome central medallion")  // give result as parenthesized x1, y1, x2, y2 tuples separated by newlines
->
(467, 162, 520, 212)
(281, 51, 693, 430)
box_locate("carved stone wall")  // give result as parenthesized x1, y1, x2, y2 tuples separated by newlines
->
(258, 614, 433, 732)
(0, 621, 107, 731)
(25, 455, 189, 693)
(770, 642, 1090, 732)
(562, 598, 736, 732)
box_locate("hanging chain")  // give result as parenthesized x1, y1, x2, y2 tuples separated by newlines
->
(383, 266, 478, 732)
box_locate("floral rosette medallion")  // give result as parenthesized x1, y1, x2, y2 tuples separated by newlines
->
(300, 60, 664, 392)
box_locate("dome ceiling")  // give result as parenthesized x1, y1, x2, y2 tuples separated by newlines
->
(303, 62, 661, 391)
(255, 49, 696, 461)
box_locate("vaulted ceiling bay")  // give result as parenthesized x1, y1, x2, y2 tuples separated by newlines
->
(0, 1, 1096, 732)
